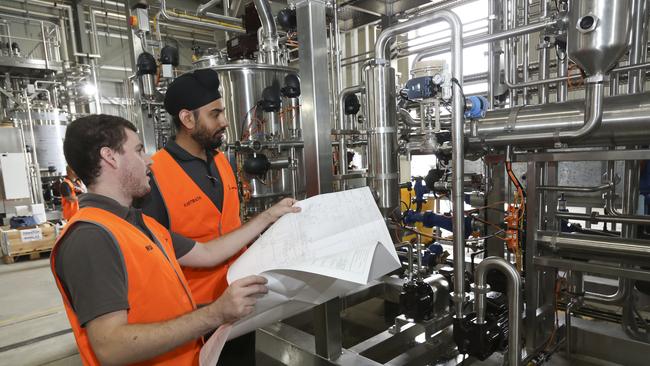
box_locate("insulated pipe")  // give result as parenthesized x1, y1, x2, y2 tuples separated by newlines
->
(467, 80, 604, 146)
(474, 257, 522, 366)
(159, 0, 245, 33)
(253, 0, 279, 64)
(465, 83, 650, 149)
(373, 10, 465, 318)
(197, 0, 221, 15)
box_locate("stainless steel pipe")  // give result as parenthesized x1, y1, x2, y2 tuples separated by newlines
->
(537, 232, 650, 258)
(468, 81, 604, 146)
(410, 19, 555, 68)
(538, 182, 612, 193)
(253, 0, 279, 63)
(628, 0, 649, 93)
(159, 0, 244, 33)
(464, 86, 650, 149)
(555, 211, 650, 226)
(474, 257, 522, 366)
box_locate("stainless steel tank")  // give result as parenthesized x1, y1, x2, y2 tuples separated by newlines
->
(193, 58, 304, 211)
(568, 0, 633, 76)
(194, 58, 299, 144)
(11, 109, 68, 175)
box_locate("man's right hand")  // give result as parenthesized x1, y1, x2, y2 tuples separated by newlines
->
(208, 275, 268, 324)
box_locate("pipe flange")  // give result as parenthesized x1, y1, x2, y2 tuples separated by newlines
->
(585, 74, 607, 84)
(471, 283, 491, 296)
(369, 126, 397, 134)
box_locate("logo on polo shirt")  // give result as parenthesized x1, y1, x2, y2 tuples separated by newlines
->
(145, 244, 154, 251)
(184, 195, 202, 207)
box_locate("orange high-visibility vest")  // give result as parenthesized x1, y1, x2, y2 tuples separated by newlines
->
(151, 149, 242, 304)
(50, 207, 201, 366)
(61, 178, 80, 221)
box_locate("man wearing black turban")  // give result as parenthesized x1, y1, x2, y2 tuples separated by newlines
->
(140, 68, 255, 365)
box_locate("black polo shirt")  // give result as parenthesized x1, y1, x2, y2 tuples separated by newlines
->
(54, 193, 195, 327)
(139, 140, 224, 230)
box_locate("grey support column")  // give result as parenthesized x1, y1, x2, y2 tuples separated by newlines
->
(296, 0, 334, 197)
(296, 0, 341, 360)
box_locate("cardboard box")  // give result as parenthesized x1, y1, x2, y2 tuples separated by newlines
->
(0, 223, 57, 257)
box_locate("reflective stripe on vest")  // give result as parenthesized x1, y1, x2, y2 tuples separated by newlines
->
(151, 149, 242, 304)
(61, 179, 79, 221)
(50, 207, 200, 366)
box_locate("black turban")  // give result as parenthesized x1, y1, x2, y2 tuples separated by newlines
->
(164, 68, 222, 117)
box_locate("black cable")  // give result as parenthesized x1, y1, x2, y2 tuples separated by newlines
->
(239, 104, 259, 139)
(401, 200, 410, 211)
(450, 77, 467, 108)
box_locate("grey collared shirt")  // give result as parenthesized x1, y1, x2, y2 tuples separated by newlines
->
(54, 193, 195, 327)
(138, 140, 224, 229)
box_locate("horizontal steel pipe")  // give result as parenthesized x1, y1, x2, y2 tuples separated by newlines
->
(466, 91, 650, 148)
(537, 232, 650, 258)
(538, 182, 612, 193)
(555, 212, 650, 225)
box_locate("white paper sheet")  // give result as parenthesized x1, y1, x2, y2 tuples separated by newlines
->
(226, 187, 401, 339)
(199, 324, 232, 366)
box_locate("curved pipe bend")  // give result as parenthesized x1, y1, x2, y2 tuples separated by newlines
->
(474, 257, 522, 366)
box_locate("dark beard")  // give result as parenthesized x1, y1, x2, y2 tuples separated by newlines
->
(192, 125, 225, 150)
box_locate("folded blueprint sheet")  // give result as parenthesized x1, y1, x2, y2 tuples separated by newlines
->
(225, 186, 401, 339)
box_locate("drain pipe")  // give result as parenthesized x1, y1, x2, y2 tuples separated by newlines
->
(474, 257, 522, 366)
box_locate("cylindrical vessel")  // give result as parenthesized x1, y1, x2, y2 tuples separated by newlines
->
(193, 59, 304, 211)
(12, 109, 68, 175)
(194, 59, 299, 143)
(567, 0, 633, 76)
(365, 64, 398, 216)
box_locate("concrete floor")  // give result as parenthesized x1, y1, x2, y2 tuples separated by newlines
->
(0, 258, 82, 366)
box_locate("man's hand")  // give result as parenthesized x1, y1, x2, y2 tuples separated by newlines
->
(262, 198, 301, 224)
(207, 275, 268, 324)
(85, 276, 269, 365)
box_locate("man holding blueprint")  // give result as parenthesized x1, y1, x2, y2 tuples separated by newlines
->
(201, 186, 402, 363)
